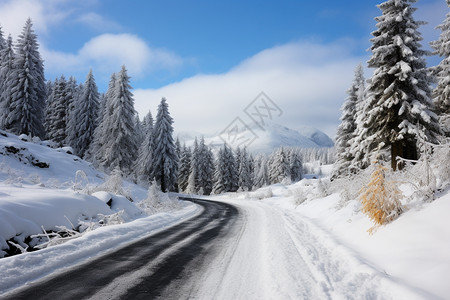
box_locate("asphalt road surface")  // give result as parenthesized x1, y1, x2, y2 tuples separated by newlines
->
(5, 198, 240, 300)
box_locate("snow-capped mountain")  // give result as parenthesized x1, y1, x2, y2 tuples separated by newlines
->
(178, 121, 334, 153)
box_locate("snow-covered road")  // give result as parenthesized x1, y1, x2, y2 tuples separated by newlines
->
(177, 199, 434, 300)
(2, 198, 437, 299)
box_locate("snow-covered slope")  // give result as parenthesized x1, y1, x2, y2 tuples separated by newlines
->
(179, 121, 334, 153)
(0, 131, 194, 259)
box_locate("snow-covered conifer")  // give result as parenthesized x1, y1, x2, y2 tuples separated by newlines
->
(361, 0, 440, 170)
(253, 155, 269, 188)
(96, 66, 138, 175)
(268, 147, 290, 184)
(151, 97, 178, 192)
(238, 147, 253, 191)
(213, 144, 238, 193)
(0, 35, 14, 130)
(430, 3, 450, 136)
(89, 73, 116, 164)
(64, 76, 79, 148)
(178, 145, 192, 192)
(289, 149, 303, 182)
(73, 70, 99, 157)
(47, 76, 68, 145)
(333, 64, 365, 178)
(7, 19, 46, 137)
(136, 110, 154, 183)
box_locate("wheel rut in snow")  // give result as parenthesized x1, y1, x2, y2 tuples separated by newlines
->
(4, 198, 239, 300)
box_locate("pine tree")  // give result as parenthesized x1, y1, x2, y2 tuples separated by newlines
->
(362, 0, 440, 170)
(97, 66, 138, 175)
(90, 73, 116, 164)
(0, 35, 14, 130)
(238, 147, 253, 191)
(47, 75, 68, 145)
(151, 97, 179, 192)
(289, 149, 303, 182)
(212, 144, 238, 193)
(65, 76, 79, 148)
(253, 155, 269, 188)
(74, 69, 99, 157)
(178, 145, 192, 192)
(187, 137, 200, 194)
(333, 64, 365, 178)
(7, 18, 46, 138)
(268, 147, 290, 184)
(430, 2, 450, 136)
(136, 110, 154, 183)
(0, 26, 6, 52)
(198, 137, 214, 195)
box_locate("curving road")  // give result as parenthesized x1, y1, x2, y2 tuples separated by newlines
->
(4, 198, 240, 300)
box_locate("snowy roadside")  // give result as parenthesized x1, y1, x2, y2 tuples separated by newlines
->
(209, 181, 450, 299)
(0, 203, 202, 296)
(0, 131, 203, 295)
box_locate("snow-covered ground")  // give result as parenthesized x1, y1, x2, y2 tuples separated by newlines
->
(208, 179, 450, 299)
(1, 131, 449, 299)
(0, 131, 200, 295)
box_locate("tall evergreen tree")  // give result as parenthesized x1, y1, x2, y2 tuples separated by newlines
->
(253, 155, 269, 188)
(0, 26, 6, 52)
(73, 69, 99, 157)
(186, 137, 200, 194)
(151, 97, 179, 192)
(238, 147, 253, 191)
(361, 0, 440, 170)
(7, 18, 46, 137)
(136, 110, 154, 183)
(0, 35, 14, 130)
(97, 66, 138, 174)
(65, 76, 79, 148)
(178, 144, 192, 192)
(268, 147, 290, 184)
(90, 73, 116, 164)
(213, 144, 238, 193)
(47, 75, 68, 145)
(430, 2, 450, 136)
(289, 149, 303, 182)
(332, 64, 365, 178)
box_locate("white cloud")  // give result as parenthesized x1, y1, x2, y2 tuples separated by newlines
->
(41, 33, 184, 81)
(0, 0, 77, 37)
(75, 12, 122, 32)
(134, 40, 366, 139)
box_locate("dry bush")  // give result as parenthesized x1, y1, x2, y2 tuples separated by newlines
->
(359, 161, 403, 233)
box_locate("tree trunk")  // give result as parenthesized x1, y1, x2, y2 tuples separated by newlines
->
(391, 138, 417, 171)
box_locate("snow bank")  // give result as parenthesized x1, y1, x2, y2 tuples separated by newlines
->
(0, 204, 201, 296)
(216, 177, 450, 299)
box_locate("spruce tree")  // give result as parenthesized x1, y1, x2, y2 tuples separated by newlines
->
(430, 2, 450, 136)
(65, 76, 79, 149)
(0, 35, 14, 130)
(7, 18, 46, 137)
(238, 147, 253, 191)
(289, 149, 303, 182)
(47, 75, 68, 145)
(97, 66, 138, 175)
(90, 73, 116, 164)
(136, 110, 154, 183)
(268, 147, 290, 183)
(333, 64, 365, 178)
(362, 0, 440, 170)
(151, 97, 179, 192)
(74, 69, 99, 157)
(178, 145, 192, 192)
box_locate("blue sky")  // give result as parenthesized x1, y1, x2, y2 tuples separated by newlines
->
(0, 0, 447, 138)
